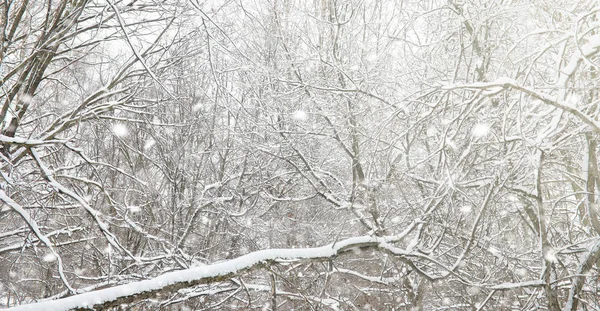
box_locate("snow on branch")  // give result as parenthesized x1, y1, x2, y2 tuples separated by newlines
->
(0, 190, 74, 293)
(0, 135, 60, 146)
(161, 281, 342, 310)
(329, 268, 401, 285)
(5, 232, 417, 311)
(487, 280, 545, 290)
(557, 33, 600, 99)
(442, 77, 600, 135)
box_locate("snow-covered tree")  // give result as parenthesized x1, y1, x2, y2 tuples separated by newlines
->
(2, 0, 600, 310)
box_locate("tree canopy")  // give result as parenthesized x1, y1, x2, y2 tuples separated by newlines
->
(1, 0, 600, 310)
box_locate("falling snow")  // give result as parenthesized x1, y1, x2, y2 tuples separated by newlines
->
(516, 268, 528, 278)
(467, 286, 481, 295)
(112, 124, 128, 137)
(104, 245, 113, 255)
(192, 103, 203, 112)
(292, 110, 308, 121)
(3, 2, 599, 311)
(20, 94, 33, 104)
(127, 205, 141, 213)
(43, 253, 57, 262)
(472, 123, 490, 138)
(460, 205, 472, 214)
(426, 126, 437, 137)
(144, 139, 156, 149)
(544, 248, 558, 263)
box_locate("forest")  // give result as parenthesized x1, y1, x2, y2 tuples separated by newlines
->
(1, 0, 600, 310)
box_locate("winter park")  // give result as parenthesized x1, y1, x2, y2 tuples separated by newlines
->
(1, 0, 600, 310)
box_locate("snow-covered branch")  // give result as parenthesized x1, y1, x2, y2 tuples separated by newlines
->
(443, 77, 600, 135)
(5, 234, 418, 311)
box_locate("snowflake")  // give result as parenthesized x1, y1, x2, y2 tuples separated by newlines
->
(127, 205, 141, 213)
(112, 123, 128, 137)
(43, 253, 57, 262)
(544, 248, 558, 263)
(366, 52, 378, 62)
(565, 93, 581, 106)
(192, 103, 203, 112)
(20, 94, 33, 104)
(292, 110, 308, 121)
(467, 286, 481, 295)
(426, 126, 437, 137)
(104, 245, 113, 255)
(144, 139, 156, 150)
(350, 247, 362, 255)
(472, 123, 490, 138)
(460, 205, 472, 214)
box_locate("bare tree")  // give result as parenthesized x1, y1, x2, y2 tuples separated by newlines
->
(3, 0, 600, 310)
